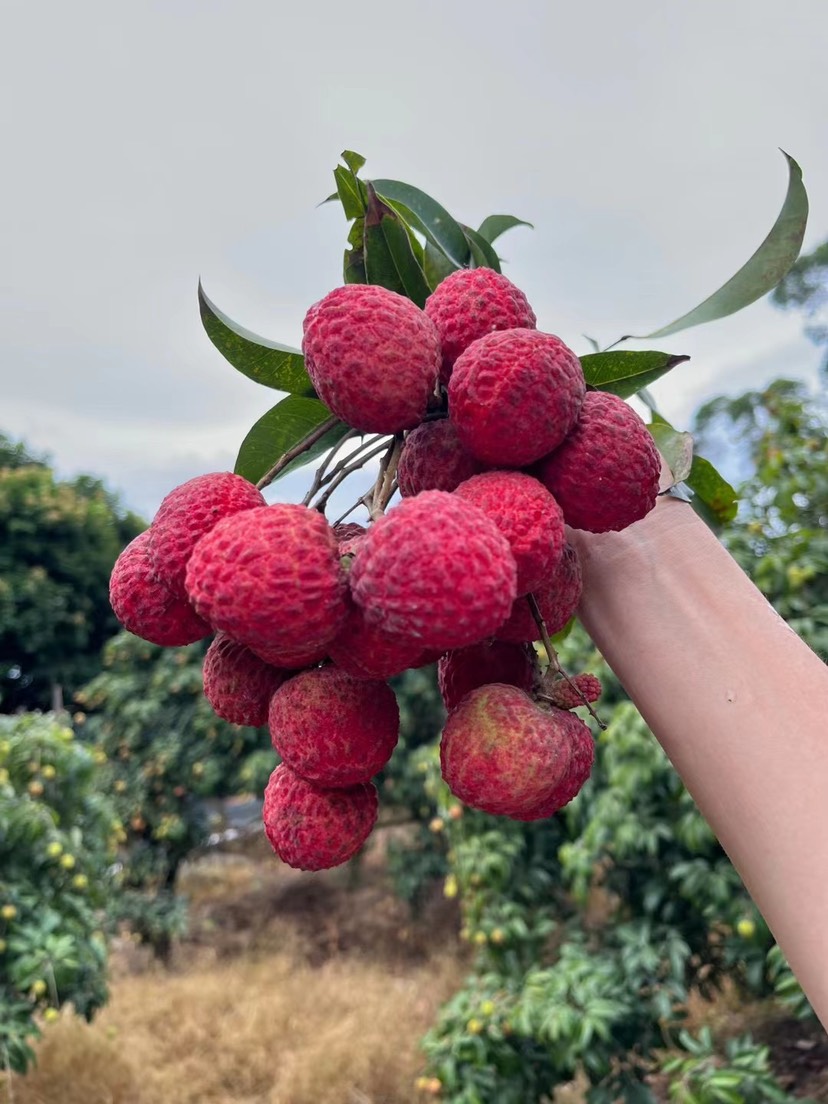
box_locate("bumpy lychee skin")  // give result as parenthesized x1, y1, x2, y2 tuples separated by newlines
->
(328, 600, 427, 680)
(424, 268, 537, 383)
(333, 522, 367, 549)
(148, 473, 265, 597)
(536, 391, 661, 532)
(438, 641, 535, 713)
(202, 633, 290, 727)
(448, 329, 585, 467)
(302, 284, 441, 433)
(544, 673, 602, 711)
(249, 641, 329, 671)
(524, 716, 594, 818)
(268, 667, 400, 788)
(454, 471, 565, 595)
(185, 504, 348, 654)
(440, 685, 575, 820)
(350, 491, 517, 651)
(497, 543, 582, 643)
(263, 764, 378, 871)
(110, 531, 211, 646)
(397, 419, 484, 497)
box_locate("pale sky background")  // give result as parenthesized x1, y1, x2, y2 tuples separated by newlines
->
(3, 0, 827, 520)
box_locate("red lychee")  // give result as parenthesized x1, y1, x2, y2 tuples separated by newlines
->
(333, 522, 367, 552)
(268, 666, 400, 788)
(448, 329, 585, 467)
(523, 716, 594, 817)
(397, 419, 484, 497)
(543, 673, 602, 711)
(302, 284, 441, 433)
(349, 491, 517, 651)
(148, 472, 265, 597)
(110, 531, 211, 646)
(424, 268, 537, 383)
(535, 391, 661, 532)
(185, 504, 348, 654)
(437, 641, 535, 713)
(497, 543, 582, 643)
(440, 684, 589, 820)
(202, 634, 290, 727)
(328, 599, 427, 680)
(263, 764, 378, 871)
(249, 641, 329, 671)
(454, 471, 565, 595)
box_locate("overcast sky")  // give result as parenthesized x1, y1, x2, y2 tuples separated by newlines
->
(3, 0, 827, 520)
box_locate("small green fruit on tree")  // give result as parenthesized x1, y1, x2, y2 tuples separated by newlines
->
(0, 713, 117, 1074)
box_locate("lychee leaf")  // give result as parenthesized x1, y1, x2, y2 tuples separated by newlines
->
(580, 350, 690, 398)
(685, 455, 738, 526)
(637, 151, 809, 339)
(198, 282, 315, 396)
(334, 165, 367, 220)
(364, 185, 431, 306)
(647, 420, 694, 484)
(477, 215, 533, 245)
(370, 179, 470, 269)
(423, 241, 458, 291)
(234, 397, 348, 485)
(341, 150, 366, 175)
(462, 225, 502, 273)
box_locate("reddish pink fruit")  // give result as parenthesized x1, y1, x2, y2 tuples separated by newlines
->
(544, 673, 602, 711)
(328, 600, 426, 680)
(148, 472, 265, 597)
(268, 666, 400, 788)
(454, 471, 565, 595)
(437, 641, 535, 713)
(263, 764, 378, 871)
(536, 391, 661, 532)
(185, 504, 348, 655)
(202, 634, 290, 727)
(497, 544, 582, 643)
(441, 684, 590, 820)
(333, 522, 367, 557)
(248, 641, 329, 671)
(424, 268, 537, 383)
(397, 419, 484, 497)
(523, 717, 594, 818)
(349, 491, 517, 651)
(302, 284, 441, 433)
(110, 531, 210, 646)
(448, 329, 585, 467)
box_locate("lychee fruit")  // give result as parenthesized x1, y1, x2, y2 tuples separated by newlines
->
(424, 268, 537, 383)
(110, 531, 211, 646)
(333, 522, 367, 557)
(497, 543, 582, 643)
(148, 472, 265, 597)
(248, 641, 329, 671)
(535, 391, 661, 532)
(454, 471, 565, 595)
(202, 634, 290, 727)
(543, 673, 602, 711)
(328, 599, 427, 680)
(448, 329, 585, 467)
(397, 419, 484, 497)
(302, 284, 441, 433)
(523, 716, 594, 818)
(349, 491, 517, 651)
(268, 666, 400, 788)
(440, 684, 588, 820)
(263, 764, 378, 871)
(437, 641, 535, 713)
(185, 504, 348, 654)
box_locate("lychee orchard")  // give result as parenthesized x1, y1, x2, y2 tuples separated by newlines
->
(109, 149, 807, 871)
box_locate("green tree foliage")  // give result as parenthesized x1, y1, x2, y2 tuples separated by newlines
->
(771, 238, 828, 375)
(0, 713, 118, 1074)
(0, 434, 144, 712)
(76, 633, 273, 961)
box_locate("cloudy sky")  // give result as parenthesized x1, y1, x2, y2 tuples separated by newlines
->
(3, 0, 827, 519)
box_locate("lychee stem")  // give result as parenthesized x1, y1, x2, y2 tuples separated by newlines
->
(370, 435, 403, 519)
(256, 415, 342, 490)
(301, 427, 360, 505)
(526, 594, 606, 730)
(312, 439, 394, 514)
(302, 431, 385, 506)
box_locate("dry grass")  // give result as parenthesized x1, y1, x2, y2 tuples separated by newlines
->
(3, 950, 462, 1104)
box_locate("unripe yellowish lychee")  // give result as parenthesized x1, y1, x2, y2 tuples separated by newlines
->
(0, 769, 9, 786)
(72, 874, 89, 891)
(47, 841, 63, 858)
(59, 728, 73, 742)
(192, 762, 204, 777)
(429, 817, 445, 834)
(60, 854, 76, 870)
(447, 804, 463, 820)
(490, 928, 506, 945)
(28, 780, 44, 797)
(443, 875, 458, 899)
(31, 979, 47, 998)
(42, 764, 56, 780)
(736, 918, 756, 939)
(427, 1079, 442, 1096)
(467, 1018, 483, 1035)
(114, 780, 127, 793)
(480, 1000, 496, 1017)
(73, 711, 86, 724)
(1, 905, 17, 921)
(473, 931, 488, 946)
(44, 1008, 60, 1023)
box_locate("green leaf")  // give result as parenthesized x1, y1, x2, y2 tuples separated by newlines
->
(234, 396, 347, 485)
(648, 421, 694, 483)
(477, 214, 533, 245)
(685, 454, 739, 525)
(198, 282, 314, 395)
(580, 351, 691, 398)
(343, 217, 367, 285)
(642, 151, 809, 339)
(364, 185, 431, 306)
(341, 149, 366, 175)
(462, 225, 502, 272)
(423, 240, 458, 291)
(334, 165, 367, 220)
(371, 179, 470, 268)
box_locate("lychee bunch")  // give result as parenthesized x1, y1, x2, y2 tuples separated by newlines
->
(109, 244, 672, 874)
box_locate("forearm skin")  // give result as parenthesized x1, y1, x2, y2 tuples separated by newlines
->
(572, 497, 828, 1028)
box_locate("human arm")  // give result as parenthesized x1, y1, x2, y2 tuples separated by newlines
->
(570, 495, 828, 1028)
